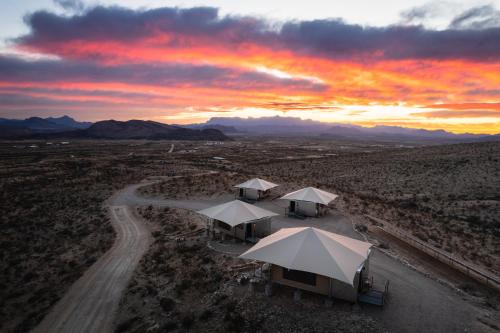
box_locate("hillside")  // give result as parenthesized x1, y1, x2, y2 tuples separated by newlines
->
(0, 116, 91, 133)
(82, 120, 229, 140)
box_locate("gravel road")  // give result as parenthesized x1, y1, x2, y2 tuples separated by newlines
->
(34, 204, 151, 333)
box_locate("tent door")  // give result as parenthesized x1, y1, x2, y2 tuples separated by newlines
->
(246, 223, 253, 238)
(239, 188, 244, 197)
(358, 267, 365, 291)
(290, 201, 296, 212)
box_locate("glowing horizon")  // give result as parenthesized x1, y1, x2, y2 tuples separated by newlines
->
(1, 3, 500, 134)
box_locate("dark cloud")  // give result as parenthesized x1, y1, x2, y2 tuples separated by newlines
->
(449, 5, 500, 29)
(53, 0, 84, 12)
(0, 55, 326, 92)
(18, 6, 500, 61)
(400, 2, 448, 23)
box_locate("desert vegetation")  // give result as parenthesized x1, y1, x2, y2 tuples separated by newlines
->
(0, 141, 200, 332)
(247, 142, 500, 274)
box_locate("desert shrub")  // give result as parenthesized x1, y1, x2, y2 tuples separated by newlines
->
(199, 309, 213, 321)
(414, 231, 428, 242)
(116, 316, 140, 333)
(161, 321, 178, 331)
(378, 242, 390, 249)
(181, 312, 195, 328)
(355, 224, 367, 232)
(159, 297, 176, 312)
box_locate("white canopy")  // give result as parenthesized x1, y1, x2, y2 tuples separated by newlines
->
(239, 227, 372, 285)
(197, 200, 278, 227)
(235, 178, 279, 191)
(279, 187, 338, 205)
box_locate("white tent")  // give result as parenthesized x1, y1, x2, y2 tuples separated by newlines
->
(197, 200, 278, 227)
(279, 187, 338, 205)
(235, 178, 279, 191)
(239, 227, 372, 285)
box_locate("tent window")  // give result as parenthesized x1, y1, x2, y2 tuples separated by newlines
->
(217, 221, 231, 231)
(282, 268, 316, 286)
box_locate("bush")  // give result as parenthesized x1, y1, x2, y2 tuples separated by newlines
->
(116, 316, 140, 333)
(355, 224, 367, 232)
(159, 297, 176, 312)
(199, 309, 213, 321)
(181, 312, 195, 328)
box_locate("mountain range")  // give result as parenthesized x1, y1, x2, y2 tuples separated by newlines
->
(0, 117, 228, 141)
(1, 115, 498, 143)
(201, 116, 498, 143)
(0, 116, 92, 132)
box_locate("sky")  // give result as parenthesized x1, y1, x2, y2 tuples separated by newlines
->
(1, 0, 500, 133)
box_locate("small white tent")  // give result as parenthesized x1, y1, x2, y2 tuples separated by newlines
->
(280, 187, 338, 217)
(198, 200, 278, 241)
(235, 178, 279, 200)
(240, 227, 372, 301)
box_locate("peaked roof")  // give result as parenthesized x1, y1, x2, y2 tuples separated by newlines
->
(235, 178, 279, 191)
(279, 187, 338, 205)
(239, 227, 372, 285)
(197, 200, 278, 227)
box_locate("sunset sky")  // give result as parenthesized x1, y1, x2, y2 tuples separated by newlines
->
(1, 0, 500, 133)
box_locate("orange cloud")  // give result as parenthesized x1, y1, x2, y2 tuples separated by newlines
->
(2, 6, 499, 133)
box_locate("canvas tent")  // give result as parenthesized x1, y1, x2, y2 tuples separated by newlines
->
(235, 178, 279, 200)
(198, 200, 278, 242)
(280, 187, 338, 217)
(240, 227, 372, 301)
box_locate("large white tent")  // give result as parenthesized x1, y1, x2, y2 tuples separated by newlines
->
(279, 187, 338, 205)
(197, 200, 278, 227)
(235, 178, 279, 191)
(239, 227, 372, 285)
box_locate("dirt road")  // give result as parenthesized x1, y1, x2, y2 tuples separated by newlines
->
(34, 205, 151, 333)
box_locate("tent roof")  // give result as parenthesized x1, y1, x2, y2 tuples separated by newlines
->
(235, 178, 279, 191)
(239, 227, 372, 285)
(197, 200, 278, 227)
(279, 187, 338, 205)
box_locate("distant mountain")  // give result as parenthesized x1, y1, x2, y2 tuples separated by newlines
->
(183, 123, 240, 134)
(323, 125, 487, 142)
(46, 116, 92, 129)
(0, 115, 92, 132)
(204, 116, 498, 143)
(27, 120, 229, 141)
(84, 120, 228, 140)
(205, 116, 331, 134)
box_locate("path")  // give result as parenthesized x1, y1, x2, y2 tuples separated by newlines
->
(34, 205, 151, 332)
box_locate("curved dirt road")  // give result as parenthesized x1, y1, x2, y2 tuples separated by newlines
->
(34, 204, 151, 333)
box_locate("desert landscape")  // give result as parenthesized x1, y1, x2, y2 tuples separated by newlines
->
(2, 1, 500, 332)
(1, 138, 499, 332)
